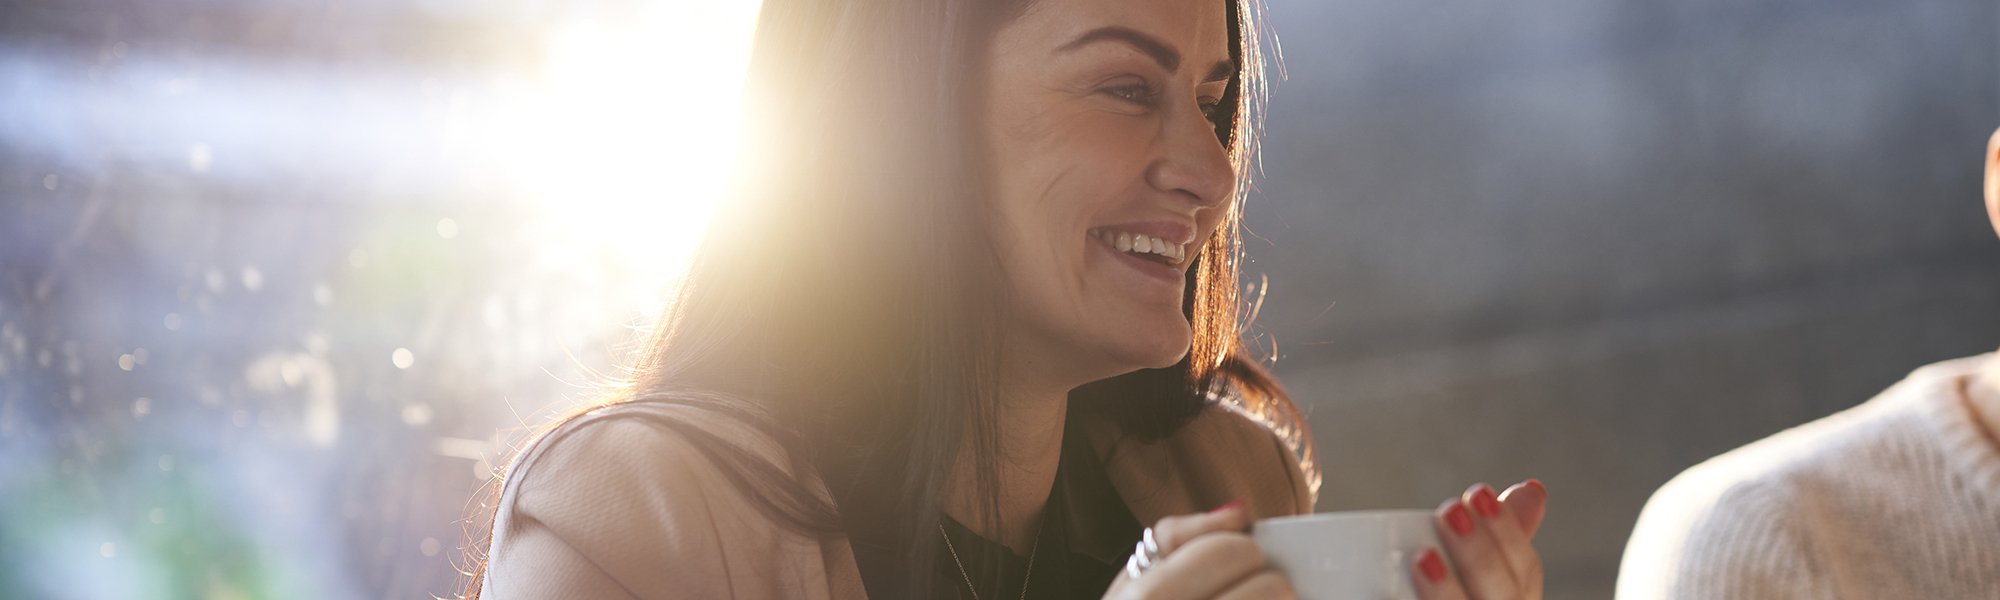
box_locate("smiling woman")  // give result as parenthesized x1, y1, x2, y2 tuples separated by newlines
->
(460, 0, 1537, 598)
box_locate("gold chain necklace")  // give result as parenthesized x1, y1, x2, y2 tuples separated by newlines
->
(938, 521, 1042, 600)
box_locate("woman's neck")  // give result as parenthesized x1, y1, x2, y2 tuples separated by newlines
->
(944, 358, 1074, 554)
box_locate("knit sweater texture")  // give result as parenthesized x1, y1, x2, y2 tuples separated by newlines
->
(1617, 352, 2000, 599)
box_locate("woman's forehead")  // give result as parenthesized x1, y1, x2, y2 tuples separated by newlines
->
(1013, 0, 1233, 67)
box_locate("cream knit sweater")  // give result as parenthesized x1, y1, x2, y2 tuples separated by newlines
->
(1617, 353, 2000, 599)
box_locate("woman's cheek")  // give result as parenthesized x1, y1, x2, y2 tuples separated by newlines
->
(1067, 113, 1156, 157)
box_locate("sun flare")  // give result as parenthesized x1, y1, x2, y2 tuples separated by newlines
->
(487, 1, 762, 318)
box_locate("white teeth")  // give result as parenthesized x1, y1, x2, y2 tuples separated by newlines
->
(1095, 229, 1183, 263)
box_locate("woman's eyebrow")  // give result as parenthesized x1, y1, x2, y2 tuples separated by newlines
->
(1058, 25, 1236, 82)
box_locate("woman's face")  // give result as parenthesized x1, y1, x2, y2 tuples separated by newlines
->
(982, 0, 1237, 382)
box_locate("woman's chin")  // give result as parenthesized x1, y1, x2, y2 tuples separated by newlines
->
(1119, 332, 1193, 370)
(1143, 352, 1189, 370)
(1065, 316, 1191, 374)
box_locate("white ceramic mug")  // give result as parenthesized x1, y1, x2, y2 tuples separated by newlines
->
(1252, 510, 1446, 600)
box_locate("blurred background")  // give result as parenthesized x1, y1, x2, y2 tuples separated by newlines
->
(1, 0, 1996, 597)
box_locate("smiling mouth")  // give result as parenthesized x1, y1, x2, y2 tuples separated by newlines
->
(1091, 228, 1186, 266)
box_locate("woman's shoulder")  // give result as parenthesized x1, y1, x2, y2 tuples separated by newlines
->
(1081, 400, 1316, 522)
(529, 400, 795, 470)
(1178, 399, 1304, 451)
(501, 400, 794, 512)
(482, 399, 855, 598)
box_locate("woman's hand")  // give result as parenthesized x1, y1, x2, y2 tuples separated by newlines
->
(1413, 480, 1550, 600)
(1102, 500, 1297, 600)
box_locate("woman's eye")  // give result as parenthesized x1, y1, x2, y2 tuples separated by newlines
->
(1199, 98, 1223, 116)
(1100, 83, 1157, 107)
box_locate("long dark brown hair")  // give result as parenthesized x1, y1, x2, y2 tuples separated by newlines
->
(458, 0, 1316, 597)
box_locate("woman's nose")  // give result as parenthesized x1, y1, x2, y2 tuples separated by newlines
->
(1145, 110, 1237, 210)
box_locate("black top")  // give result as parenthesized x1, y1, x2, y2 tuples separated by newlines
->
(857, 415, 1145, 599)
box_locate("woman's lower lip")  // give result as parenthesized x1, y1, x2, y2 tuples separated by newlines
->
(1093, 236, 1184, 288)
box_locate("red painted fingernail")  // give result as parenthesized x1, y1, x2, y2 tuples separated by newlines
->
(1472, 486, 1502, 518)
(1444, 503, 1474, 536)
(1417, 548, 1447, 583)
(1526, 479, 1547, 495)
(1211, 498, 1245, 514)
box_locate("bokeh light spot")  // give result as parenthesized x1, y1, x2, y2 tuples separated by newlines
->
(187, 143, 212, 172)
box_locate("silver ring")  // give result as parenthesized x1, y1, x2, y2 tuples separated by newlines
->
(1125, 527, 1163, 580)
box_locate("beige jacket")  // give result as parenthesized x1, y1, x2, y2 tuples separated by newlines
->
(479, 401, 1317, 599)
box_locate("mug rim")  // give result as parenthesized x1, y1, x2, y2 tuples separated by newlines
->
(1255, 509, 1436, 529)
